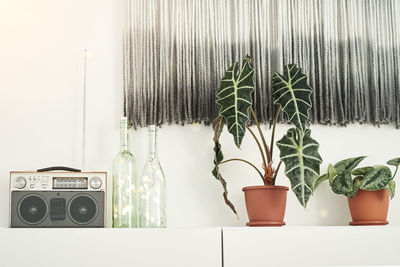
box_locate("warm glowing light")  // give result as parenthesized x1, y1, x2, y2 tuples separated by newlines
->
(122, 205, 132, 215)
(319, 209, 328, 218)
(191, 123, 200, 132)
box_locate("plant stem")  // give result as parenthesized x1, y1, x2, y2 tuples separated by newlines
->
(249, 107, 272, 163)
(270, 105, 281, 159)
(219, 158, 265, 183)
(272, 160, 283, 185)
(246, 125, 267, 168)
(393, 166, 399, 179)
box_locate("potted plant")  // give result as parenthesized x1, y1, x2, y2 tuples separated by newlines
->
(212, 56, 322, 226)
(314, 156, 400, 225)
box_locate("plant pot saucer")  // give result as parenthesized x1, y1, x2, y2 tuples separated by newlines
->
(349, 220, 389, 226)
(246, 221, 285, 227)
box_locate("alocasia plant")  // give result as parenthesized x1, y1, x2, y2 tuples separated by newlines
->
(212, 56, 322, 213)
(272, 64, 322, 207)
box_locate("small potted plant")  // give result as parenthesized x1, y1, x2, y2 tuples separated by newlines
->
(314, 156, 400, 225)
(212, 56, 322, 226)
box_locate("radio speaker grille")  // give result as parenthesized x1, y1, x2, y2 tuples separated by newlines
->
(18, 195, 48, 225)
(68, 195, 98, 224)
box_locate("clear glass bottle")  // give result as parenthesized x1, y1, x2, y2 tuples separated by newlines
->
(112, 117, 138, 227)
(138, 125, 166, 227)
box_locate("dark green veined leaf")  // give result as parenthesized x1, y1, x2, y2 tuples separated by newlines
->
(331, 172, 353, 195)
(360, 166, 392, 191)
(333, 156, 367, 173)
(328, 164, 337, 184)
(313, 174, 328, 191)
(211, 116, 237, 215)
(352, 166, 374, 176)
(346, 176, 362, 199)
(272, 64, 312, 132)
(276, 128, 322, 207)
(385, 180, 396, 199)
(216, 57, 254, 148)
(212, 116, 225, 180)
(327, 157, 367, 196)
(211, 145, 222, 180)
(387, 157, 400, 167)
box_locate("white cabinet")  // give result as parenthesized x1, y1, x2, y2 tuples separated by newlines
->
(223, 226, 400, 267)
(0, 228, 222, 267)
(2, 226, 399, 267)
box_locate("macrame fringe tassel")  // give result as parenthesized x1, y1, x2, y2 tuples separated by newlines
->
(123, 0, 400, 129)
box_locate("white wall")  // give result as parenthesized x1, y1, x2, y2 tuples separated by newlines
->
(1, 0, 399, 228)
(0, 0, 122, 227)
(133, 124, 400, 227)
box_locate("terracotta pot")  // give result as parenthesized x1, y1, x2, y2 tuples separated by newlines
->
(348, 189, 389, 225)
(242, 185, 288, 227)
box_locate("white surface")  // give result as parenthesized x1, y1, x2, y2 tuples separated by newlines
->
(223, 226, 400, 267)
(0, 0, 400, 231)
(0, 227, 222, 267)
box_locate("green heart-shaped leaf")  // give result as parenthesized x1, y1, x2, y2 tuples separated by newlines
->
(328, 164, 337, 184)
(352, 166, 374, 176)
(387, 157, 400, 167)
(385, 180, 396, 199)
(359, 166, 392, 191)
(346, 176, 362, 199)
(334, 156, 367, 173)
(331, 172, 353, 195)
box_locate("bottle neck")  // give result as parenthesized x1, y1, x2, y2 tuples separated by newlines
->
(148, 125, 158, 159)
(120, 118, 129, 152)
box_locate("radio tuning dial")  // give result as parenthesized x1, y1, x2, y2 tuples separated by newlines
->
(89, 176, 102, 189)
(14, 176, 27, 189)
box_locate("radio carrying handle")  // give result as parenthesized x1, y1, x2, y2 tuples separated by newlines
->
(37, 166, 81, 172)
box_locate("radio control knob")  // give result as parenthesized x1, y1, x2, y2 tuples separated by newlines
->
(90, 176, 102, 189)
(14, 176, 26, 189)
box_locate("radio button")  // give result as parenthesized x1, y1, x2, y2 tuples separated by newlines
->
(89, 176, 102, 189)
(14, 177, 26, 189)
(30, 184, 35, 189)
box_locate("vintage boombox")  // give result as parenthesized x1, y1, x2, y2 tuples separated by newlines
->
(9, 167, 106, 228)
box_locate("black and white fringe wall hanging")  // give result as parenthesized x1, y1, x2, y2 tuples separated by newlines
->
(123, 0, 400, 129)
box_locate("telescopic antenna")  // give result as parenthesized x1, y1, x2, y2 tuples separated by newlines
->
(82, 49, 88, 170)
